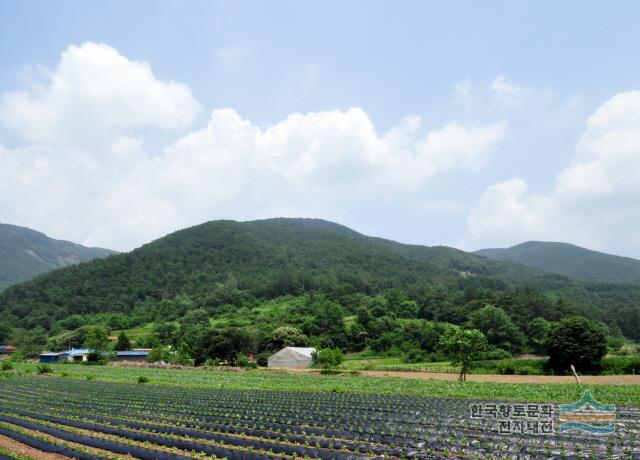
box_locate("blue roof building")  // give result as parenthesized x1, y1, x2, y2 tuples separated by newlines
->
(39, 352, 69, 363)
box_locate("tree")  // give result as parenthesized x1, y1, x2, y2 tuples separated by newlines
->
(10, 327, 46, 357)
(153, 322, 178, 345)
(115, 331, 131, 351)
(84, 326, 110, 352)
(0, 321, 12, 343)
(192, 327, 256, 366)
(467, 305, 525, 354)
(311, 348, 344, 369)
(545, 316, 607, 373)
(527, 317, 550, 354)
(438, 328, 487, 381)
(271, 326, 308, 348)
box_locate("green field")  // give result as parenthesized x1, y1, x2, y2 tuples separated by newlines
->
(5, 362, 640, 405)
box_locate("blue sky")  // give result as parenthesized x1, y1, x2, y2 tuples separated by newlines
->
(1, 1, 640, 256)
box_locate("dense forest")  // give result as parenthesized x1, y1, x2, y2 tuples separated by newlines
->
(1, 218, 639, 362)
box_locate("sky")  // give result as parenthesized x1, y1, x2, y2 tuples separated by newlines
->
(1, 1, 640, 257)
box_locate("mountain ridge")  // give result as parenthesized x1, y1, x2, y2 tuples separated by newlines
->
(0, 223, 116, 291)
(475, 241, 640, 286)
(2, 218, 640, 342)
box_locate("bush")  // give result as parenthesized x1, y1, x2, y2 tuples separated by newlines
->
(496, 361, 517, 375)
(478, 348, 512, 361)
(137, 376, 150, 384)
(402, 349, 426, 363)
(312, 348, 345, 369)
(10, 352, 25, 363)
(607, 336, 626, 350)
(204, 357, 223, 367)
(36, 364, 53, 374)
(234, 353, 257, 369)
(1, 361, 12, 371)
(255, 351, 271, 367)
(601, 357, 640, 375)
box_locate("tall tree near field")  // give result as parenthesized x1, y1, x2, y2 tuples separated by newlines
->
(271, 326, 308, 348)
(545, 316, 607, 373)
(438, 328, 487, 381)
(84, 326, 110, 352)
(467, 305, 525, 354)
(115, 331, 131, 351)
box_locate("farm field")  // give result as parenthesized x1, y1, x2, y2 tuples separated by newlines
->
(5, 363, 640, 405)
(0, 376, 639, 459)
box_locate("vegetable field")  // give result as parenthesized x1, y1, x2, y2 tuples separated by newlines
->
(0, 377, 638, 459)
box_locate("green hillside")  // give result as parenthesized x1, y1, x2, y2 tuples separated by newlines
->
(0, 223, 115, 291)
(2, 219, 640, 353)
(476, 241, 640, 285)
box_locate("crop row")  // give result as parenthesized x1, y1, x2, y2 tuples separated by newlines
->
(0, 377, 639, 459)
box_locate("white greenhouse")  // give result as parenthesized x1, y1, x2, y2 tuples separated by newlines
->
(267, 347, 316, 369)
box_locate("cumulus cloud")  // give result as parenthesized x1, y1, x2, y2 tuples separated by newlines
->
(0, 42, 200, 148)
(0, 43, 507, 251)
(464, 91, 640, 256)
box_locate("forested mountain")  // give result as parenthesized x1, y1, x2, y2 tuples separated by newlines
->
(2, 218, 640, 350)
(0, 223, 115, 291)
(476, 241, 640, 286)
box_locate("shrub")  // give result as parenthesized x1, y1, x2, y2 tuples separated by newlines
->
(234, 353, 257, 369)
(1, 361, 12, 371)
(312, 348, 345, 369)
(137, 376, 150, 384)
(607, 336, 626, 350)
(496, 361, 517, 375)
(36, 364, 53, 374)
(320, 368, 342, 375)
(10, 352, 25, 363)
(204, 357, 223, 367)
(402, 349, 426, 363)
(479, 348, 512, 361)
(601, 357, 640, 375)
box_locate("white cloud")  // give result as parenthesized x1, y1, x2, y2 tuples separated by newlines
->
(489, 75, 527, 108)
(464, 91, 640, 256)
(0, 42, 507, 251)
(0, 42, 200, 149)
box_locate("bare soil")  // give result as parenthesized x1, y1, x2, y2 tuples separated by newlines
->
(287, 368, 640, 384)
(356, 371, 640, 384)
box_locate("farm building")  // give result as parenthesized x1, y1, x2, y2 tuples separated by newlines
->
(267, 347, 316, 369)
(66, 349, 92, 362)
(39, 352, 68, 363)
(115, 351, 149, 363)
(0, 345, 17, 356)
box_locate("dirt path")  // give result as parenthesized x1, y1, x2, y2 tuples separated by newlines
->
(358, 371, 640, 384)
(285, 368, 640, 384)
(0, 433, 68, 460)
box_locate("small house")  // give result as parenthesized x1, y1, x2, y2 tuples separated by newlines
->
(0, 345, 17, 356)
(115, 351, 149, 363)
(267, 347, 316, 369)
(39, 352, 68, 363)
(66, 348, 92, 362)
